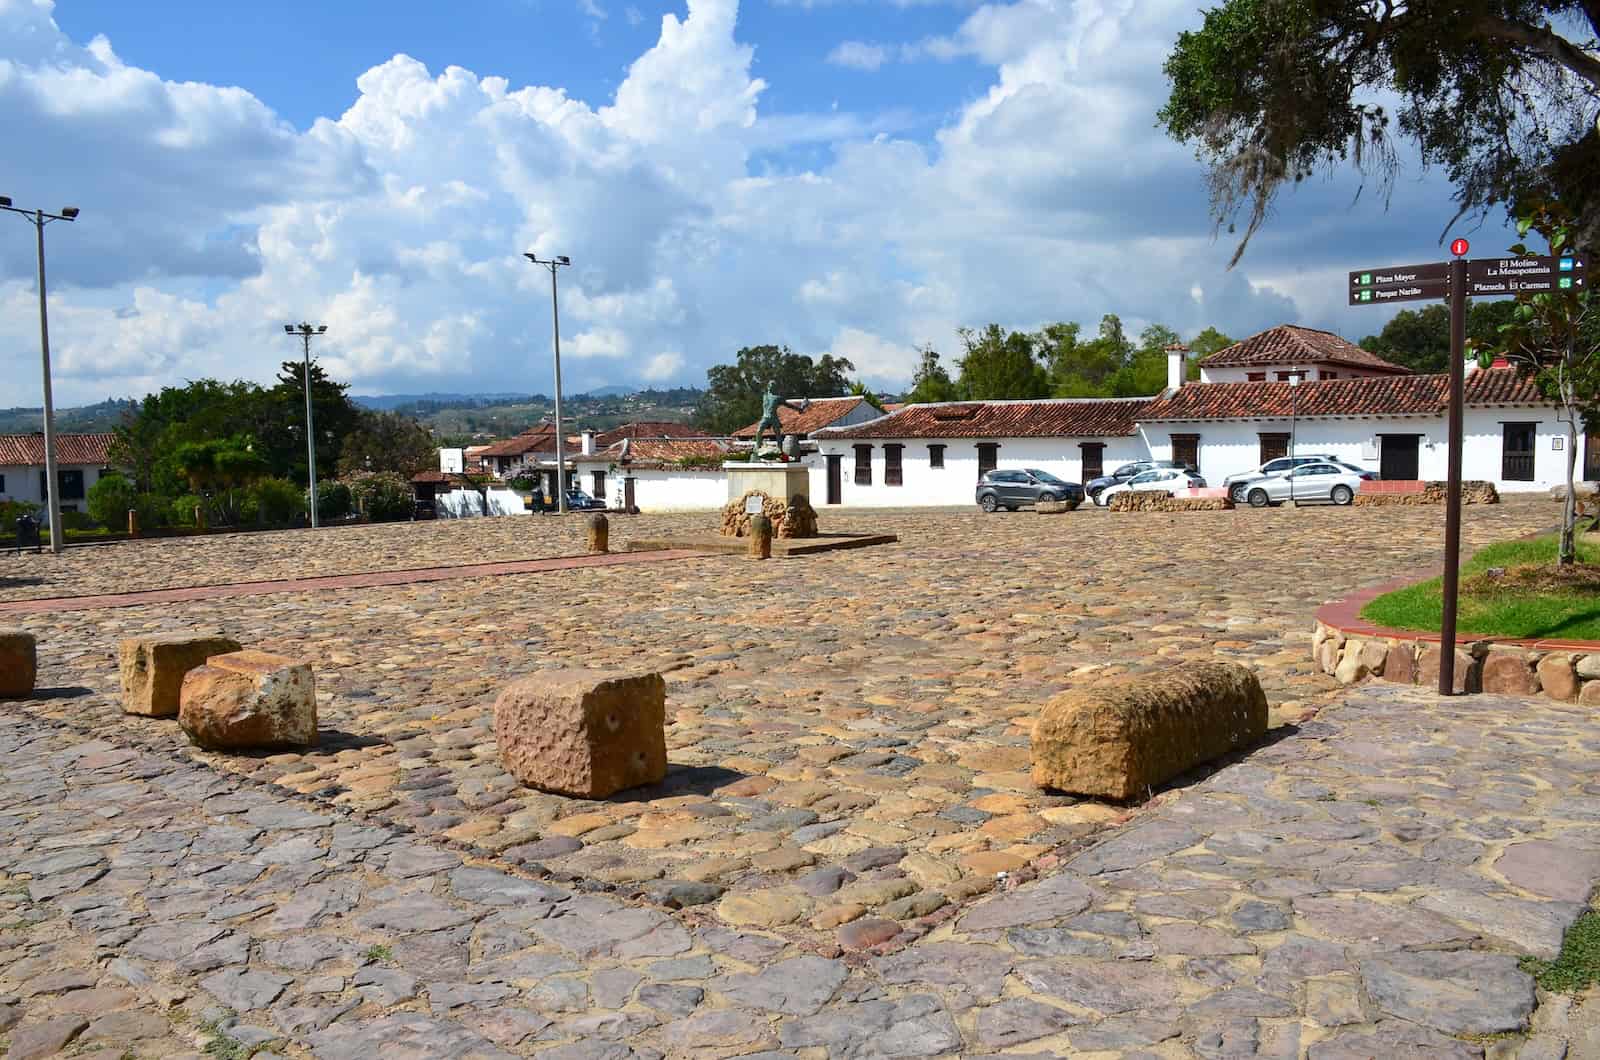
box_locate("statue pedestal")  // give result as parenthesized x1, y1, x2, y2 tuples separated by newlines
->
(724, 461, 810, 506)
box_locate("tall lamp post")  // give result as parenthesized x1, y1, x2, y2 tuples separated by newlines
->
(524, 253, 571, 514)
(283, 322, 328, 528)
(1288, 369, 1301, 505)
(2, 196, 80, 554)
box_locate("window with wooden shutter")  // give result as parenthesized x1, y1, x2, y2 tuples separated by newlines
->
(884, 444, 904, 486)
(976, 443, 999, 479)
(854, 445, 872, 486)
(1246, 371, 1266, 382)
(927, 444, 945, 469)
(1258, 433, 1289, 464)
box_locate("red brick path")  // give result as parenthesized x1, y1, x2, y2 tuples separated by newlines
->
(0, 549, 710, 615)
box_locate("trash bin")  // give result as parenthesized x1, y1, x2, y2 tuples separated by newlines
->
(15, 514, 41, 552)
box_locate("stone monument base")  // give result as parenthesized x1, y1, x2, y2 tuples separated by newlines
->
(722, 461, 816, 538)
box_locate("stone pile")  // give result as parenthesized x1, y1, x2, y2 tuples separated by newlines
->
(1035, 499, 1080, 514)
(1354, 481, 1499, 506)
(493, 668, 667, 798)
(179, 649, 318, 751)
(1031, 660, 1267, 799)
(0, 629, 36, 698)
(720, 490, 818, 538)
(1313, 619, 1600, 703)
(1108, 492, 1233, 512)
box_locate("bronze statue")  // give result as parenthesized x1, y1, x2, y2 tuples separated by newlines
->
(751, 382, 808, 458)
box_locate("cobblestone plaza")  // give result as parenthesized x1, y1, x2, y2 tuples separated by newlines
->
(2, 501, 1597, 1057)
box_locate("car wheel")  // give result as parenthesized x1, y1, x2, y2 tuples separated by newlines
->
(1331, 485, 1353, 506)
(1248, 489, 1269, 508)
(980, 494, 999, 513)
(1230, 483, 1249, 504)
(1038, 493, 1058, 504)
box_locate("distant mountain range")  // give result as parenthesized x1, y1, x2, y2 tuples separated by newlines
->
(0, 398, 138, 434)
(352, 384, 638, 411)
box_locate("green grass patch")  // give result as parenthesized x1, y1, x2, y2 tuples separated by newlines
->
(1520, 910, 1600, 993)
(1361, 534, 1600, 640)
(363, 943, 394, 963)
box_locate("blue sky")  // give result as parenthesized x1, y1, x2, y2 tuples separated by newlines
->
(0, 0, 1514, 406)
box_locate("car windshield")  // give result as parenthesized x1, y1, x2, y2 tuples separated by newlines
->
(1028, 469, 1067, 485)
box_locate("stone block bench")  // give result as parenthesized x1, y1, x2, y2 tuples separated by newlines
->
(1031, 660, 1267, 800)
(119, 634, 242, 717)
(0, 630, 36, 698)
(493, 669, 667, 799)
(179, 650, 318, 751)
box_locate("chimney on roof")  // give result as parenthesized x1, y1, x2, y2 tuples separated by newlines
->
(1165, 343, 1190, 391)
(580, 429, 596, 456)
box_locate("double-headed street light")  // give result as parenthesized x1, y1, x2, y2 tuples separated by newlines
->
(1, 195, 80, 554)
(524, 253, 571, 514)
(284, 322, 328, 528)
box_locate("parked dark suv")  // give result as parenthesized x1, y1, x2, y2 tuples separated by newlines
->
(1085, 460, 1185, 504)
(975, 468, 1085, 512)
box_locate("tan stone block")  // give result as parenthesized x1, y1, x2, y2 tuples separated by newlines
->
(0, 629, 37, 699)
(900, 852, 961, 888)
(751, 846, 815, 872)
(118, 634, 242, 717)
(1537, 653, 1580, 702)
(1480, 649, 1539, 696)
(970, 793, 1032, 815)
(979, 814, 1047, 842)
(178, 650, 317, 751)
(547, 812, 615, 838)
(1357, 638, 1388, 676)
(492, 669, 666, 799)
(960, 849, 1028, 875)
(1030, 661, 1267, 801)
(812, 903, 866, 929)
(1580, 679, 1600, 707)
(717, 889, 808, 927)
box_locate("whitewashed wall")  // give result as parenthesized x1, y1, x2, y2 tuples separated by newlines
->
(0, 464, 110, 510)
(620, 470, 727, 512)
(1139, 407, 1574, 492)
(812, 437, 1145, 508)
(1198, 364, 1393, 384)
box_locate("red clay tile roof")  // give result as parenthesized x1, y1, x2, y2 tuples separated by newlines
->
(1200, 325, 1410, 374)
(733, 396, 876, 438)
(0, 433, 115, 466)
(477, 426, 558, 457)
(1139, 368, 1546, 421)
(815, 398, 1150, 439)
(593, 421, 702, 446)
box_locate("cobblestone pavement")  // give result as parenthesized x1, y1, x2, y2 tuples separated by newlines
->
(3, 680, 1597, 1059)
(2, 501, 1565, 917)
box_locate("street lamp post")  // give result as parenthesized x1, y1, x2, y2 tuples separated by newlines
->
(524, 253, 571, 514)
(1288, 369, 1301, 505)
(283, 322, 328, 528)
(2, 196, 80, 554)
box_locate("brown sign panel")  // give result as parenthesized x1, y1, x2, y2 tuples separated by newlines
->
(1348, 277, 1450, 305)
(1467, 255, 1586, 295)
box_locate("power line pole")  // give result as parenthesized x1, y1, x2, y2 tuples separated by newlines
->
(524, 254, 572, 514)
(283, 322, 328, 528)
(1, 196, 80, 555)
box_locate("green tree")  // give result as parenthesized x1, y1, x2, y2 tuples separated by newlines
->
(905, 344, 960, 404)
(694, 345, 856, 434)
(263, 360, 362, 487)
(1159, 1, 1600, 264)
(1362, 301, 1532, 374)
(1481, 201, 1600, 567)
(86, 472, 138, 528)
(337, 410, 437, 476)
(1188, 326, 1234, 359)
(847, 381, 887, 412)
(172, 435, 268, 526)
(955, 325, 1049, 400)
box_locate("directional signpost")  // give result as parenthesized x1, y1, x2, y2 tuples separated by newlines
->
(1348, 241, 1587, 695)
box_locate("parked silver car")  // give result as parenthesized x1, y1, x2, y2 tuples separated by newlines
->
(1222, 455, 1339, 503)
(1240, 461, 1375, 507)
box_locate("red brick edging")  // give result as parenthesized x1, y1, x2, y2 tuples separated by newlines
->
(0, 548, 710, 615)
(1315, 579, 1600, 653)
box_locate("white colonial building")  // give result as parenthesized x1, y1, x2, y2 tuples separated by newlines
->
(0, 433, 117, 515)
(812, 327, 1575, 506)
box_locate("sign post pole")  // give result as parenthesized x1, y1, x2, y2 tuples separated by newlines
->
(1439, 248, 1468, 695)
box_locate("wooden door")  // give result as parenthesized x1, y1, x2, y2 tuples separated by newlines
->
(976, 443, 999, 479)
(826, 455, 842, 505)
(1585, 431, 1600, 481)
(1258, 433, 1290, 464)
(1501, 423, 1536, 481)
(1379, 435, 1420, 480)
(1171, 434, 1200, 473)
(623, 477, 636, 511)
(1079, 443, 1104, 484)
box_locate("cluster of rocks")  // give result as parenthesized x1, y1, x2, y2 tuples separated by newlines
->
(1313, 619, 1600, 701)
(1354, 481, 1500, 506)
(719, 490, 818, 538)
(1109, 492, 1233, 512)
(1031, 660, 1268, 801)
(1034, 499, 1080, 514)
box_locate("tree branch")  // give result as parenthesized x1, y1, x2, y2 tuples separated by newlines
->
(1474, 15, 1600, 89)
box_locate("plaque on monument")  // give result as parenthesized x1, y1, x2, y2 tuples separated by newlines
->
(745, 495, 764, 515)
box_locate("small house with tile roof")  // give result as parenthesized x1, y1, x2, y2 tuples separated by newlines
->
(0, 433, 118, 513)
(1197, 325, 1410, 384)
(570, 434, 733, 511)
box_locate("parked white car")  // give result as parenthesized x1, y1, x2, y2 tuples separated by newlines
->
(1240, 461, 1375, 507)
(1222, 455, 1339, 503)
(1096, 466, 1207, 506)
